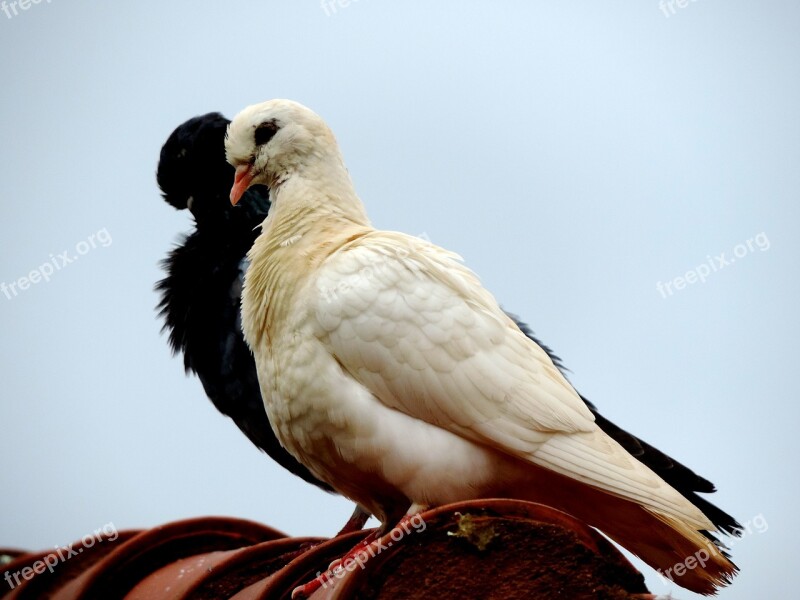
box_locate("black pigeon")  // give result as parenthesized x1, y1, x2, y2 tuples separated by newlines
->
(156, 112, 739, 540)
(156, 113, 337, 493)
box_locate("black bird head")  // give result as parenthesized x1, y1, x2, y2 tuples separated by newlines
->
(154, 111, 342, 495)
(157, 112, 270, 227)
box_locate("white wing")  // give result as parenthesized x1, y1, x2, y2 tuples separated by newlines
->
(308, 230, 712, 525)
(312, 231, 596, 453)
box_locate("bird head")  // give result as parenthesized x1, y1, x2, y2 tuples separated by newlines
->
(157, 112, 271, 226)
(225, 99, 343, 205)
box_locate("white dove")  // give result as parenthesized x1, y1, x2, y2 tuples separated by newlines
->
(225, 99, 737, 596)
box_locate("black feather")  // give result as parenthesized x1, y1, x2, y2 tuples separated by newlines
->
(254, 119, 280, 147)
(155, 112, 333, 493)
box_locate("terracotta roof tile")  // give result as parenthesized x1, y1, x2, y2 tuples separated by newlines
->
(2, 501, 653, 599)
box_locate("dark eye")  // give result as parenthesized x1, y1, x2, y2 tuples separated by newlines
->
(254, 120, 280, 146)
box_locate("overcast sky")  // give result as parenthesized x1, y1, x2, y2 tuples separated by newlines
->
(1, 2, 797, 598)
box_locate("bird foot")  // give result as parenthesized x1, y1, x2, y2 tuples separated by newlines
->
(291, 530, 379, 598)
(291, 573, 330, 599)
(291, 513, 424, 598)
(282, 506, 372, 570)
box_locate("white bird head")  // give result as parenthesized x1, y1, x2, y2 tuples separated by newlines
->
(225, 99, 343, 205)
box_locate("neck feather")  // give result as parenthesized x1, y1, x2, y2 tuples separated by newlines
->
(267, 158, 370, 237)
(241, 160, 373, 351)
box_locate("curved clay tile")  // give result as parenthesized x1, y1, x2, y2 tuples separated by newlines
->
(2, 501, 652, 599)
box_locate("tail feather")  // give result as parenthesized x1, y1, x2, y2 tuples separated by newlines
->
(511, 462, 738, 595)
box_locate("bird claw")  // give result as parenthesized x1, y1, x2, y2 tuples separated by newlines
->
(291, 572, 330, 599)
(290, 532, 374, 598)
(291, 513, 425, 598)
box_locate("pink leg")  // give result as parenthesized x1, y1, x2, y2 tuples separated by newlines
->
(291, 530, 379, 598)
(335, 505, 371, 536)
(292, 513, 425, 599)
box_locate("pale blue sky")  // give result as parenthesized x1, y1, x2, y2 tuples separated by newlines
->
(1, 2, 797, 597)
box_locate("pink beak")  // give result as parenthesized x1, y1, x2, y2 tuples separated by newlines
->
(230, 164, 255, 205)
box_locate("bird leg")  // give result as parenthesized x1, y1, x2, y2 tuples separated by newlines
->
(285, 505, 372, 561)
(290, 530, 378, 599)
(335, 505, 371, 536)
(292, 506, 428, 599)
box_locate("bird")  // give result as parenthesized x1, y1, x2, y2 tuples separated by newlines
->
(154, 109, 739, 575)
(225, 99, 739, 596)
(155, 112, 369, 533)
(156, 114, 738, 541)
(155, 114, 740, 541)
